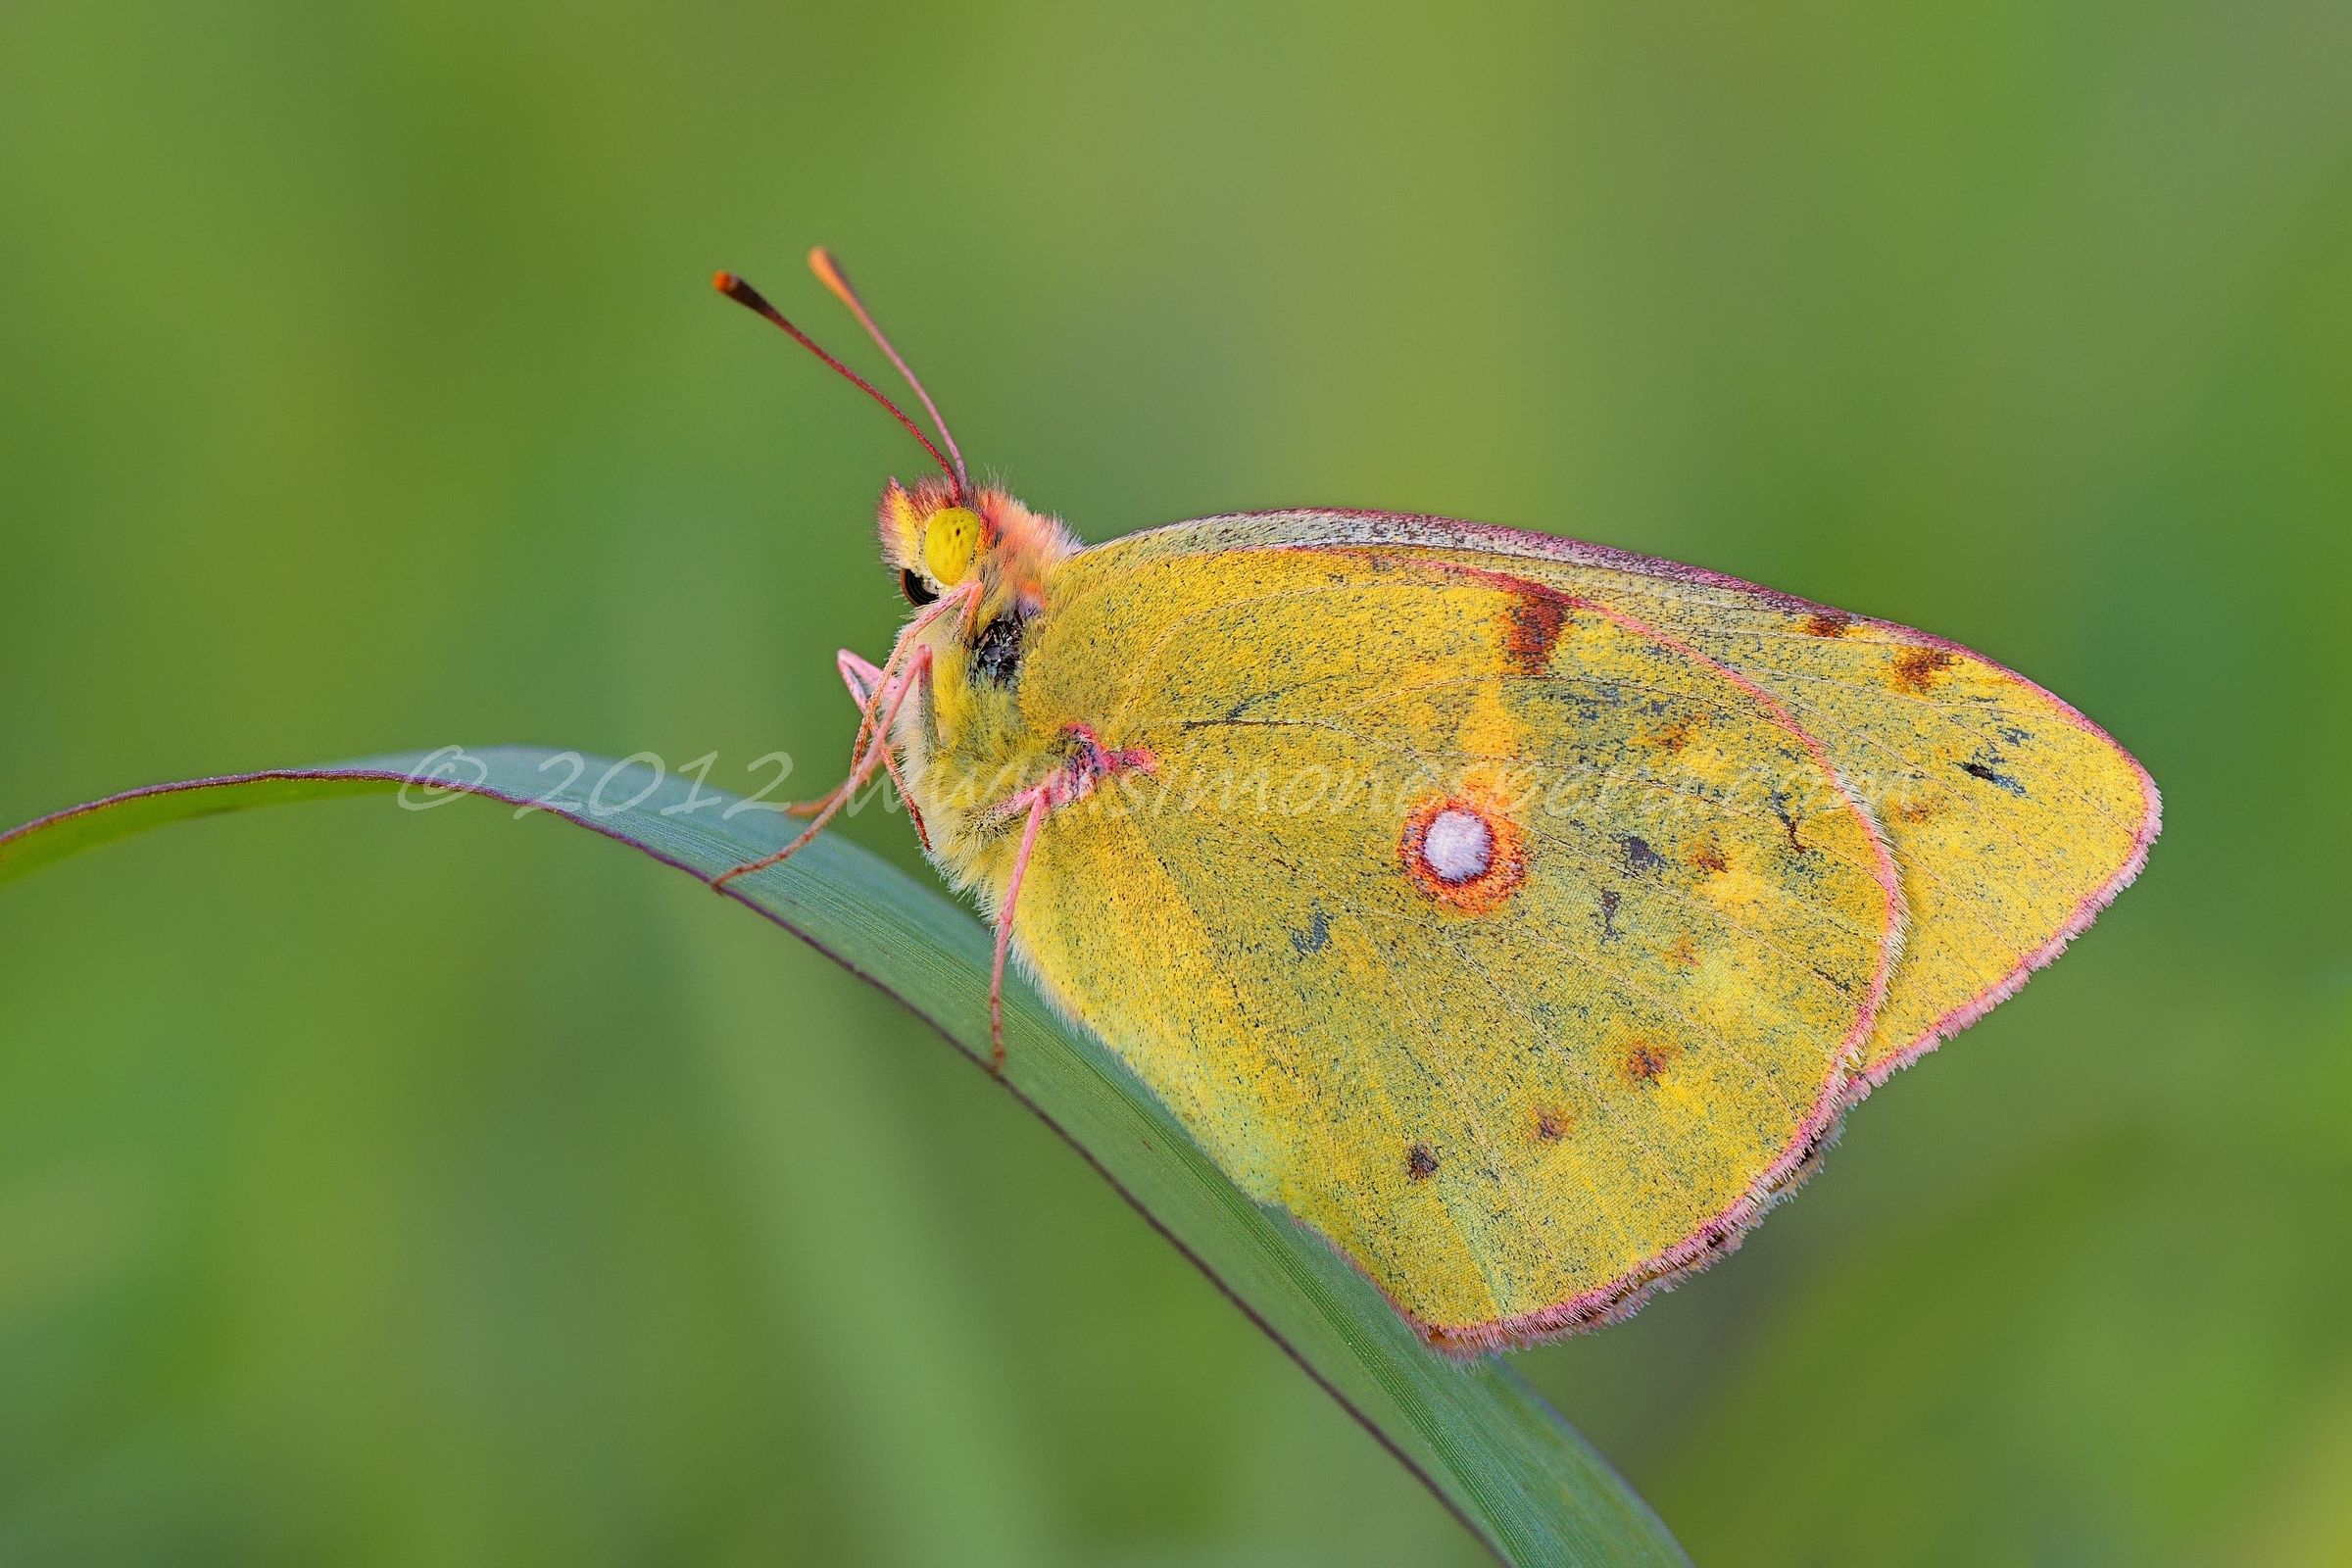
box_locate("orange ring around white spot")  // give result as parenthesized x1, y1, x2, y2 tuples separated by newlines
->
(1399, 794, 1527, 912)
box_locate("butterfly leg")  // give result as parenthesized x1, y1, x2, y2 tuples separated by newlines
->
(782, 651, 892, 818)
(784, 650, 930, 850)
(987, 785, 1054, 1074)
(713, 582, 978, 887)
(835, 648, 886, 707)
(842, 650, 933, 850)
(710, 644, 933, 891)
(979, 724, 1155, 1073)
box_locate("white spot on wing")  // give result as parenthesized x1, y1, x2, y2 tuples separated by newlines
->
(1422, 808, 1494, 884)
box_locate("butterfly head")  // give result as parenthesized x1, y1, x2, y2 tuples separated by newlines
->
(878, 476, 976, 606)
(713, 253, 1076, 618)
(879, 477, 1075, 610)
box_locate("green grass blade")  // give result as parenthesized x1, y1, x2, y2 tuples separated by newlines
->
(0, 747, 1690, 1567)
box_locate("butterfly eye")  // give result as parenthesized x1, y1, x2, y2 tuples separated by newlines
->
(922, 506, 982, 586)
(900, 568, 939, 607)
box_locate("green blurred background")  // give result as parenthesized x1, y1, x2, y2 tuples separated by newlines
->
(2, 2, 2346, 1563)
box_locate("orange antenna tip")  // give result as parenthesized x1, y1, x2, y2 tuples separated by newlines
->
(807, 246, 846, 292)
(802, 247, 968, 493)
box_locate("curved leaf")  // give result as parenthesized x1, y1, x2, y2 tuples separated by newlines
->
(0, 747, 1689, 1567)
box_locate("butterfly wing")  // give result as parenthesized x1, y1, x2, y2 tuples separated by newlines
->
(995, 544, 1904, 1348)
(1079, 512, 2161, 1097)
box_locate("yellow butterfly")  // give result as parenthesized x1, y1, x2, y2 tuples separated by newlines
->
(713, 252, 2160, 1355)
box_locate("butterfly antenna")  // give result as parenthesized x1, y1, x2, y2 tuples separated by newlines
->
(808, 247, 970, 497)
(712, 270, 956, 485)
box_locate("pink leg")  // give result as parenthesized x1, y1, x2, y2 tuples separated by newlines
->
(710, 646, 931, 890)
(781, 587, 972, 825)
(988, 787, 1053, 1074)
(787, 649, 904, 819)
(835, 649, 885, 708)
(840, 649, 932, 849)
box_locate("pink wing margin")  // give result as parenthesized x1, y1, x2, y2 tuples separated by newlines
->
(1135, 507, 2162, 1121)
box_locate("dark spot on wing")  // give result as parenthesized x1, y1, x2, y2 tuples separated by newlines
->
(1596, 888, 1621, 942)
(1502, 583, 1573, 675)
(1649, 718, 1694, 755)
(1959, 757, 2026, 796)
(971, 613, 1026, 688)
(1768, 788, 1807, 852)
(1797, 612, 1851, 638)
(1688, 839, 1728, 874)
(1534, 1108, 1571, 1143)
(1619, 1039, 1682, 1086)
(1405, 1143, 1440, 1181)
(1619, 834, 1664, 873)
(1291, 905, 1331, 956)
(1895, 794, 1947, 824)
(1890, 645, 1957, 695)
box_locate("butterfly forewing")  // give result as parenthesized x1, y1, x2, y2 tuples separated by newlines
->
(1095, 513, 2159, 1097)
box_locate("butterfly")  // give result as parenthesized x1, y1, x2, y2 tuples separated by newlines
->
(710, 251, 2160, 1355)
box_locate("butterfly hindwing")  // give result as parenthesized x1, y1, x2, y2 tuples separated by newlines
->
(988, 545, 1902, 1347)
